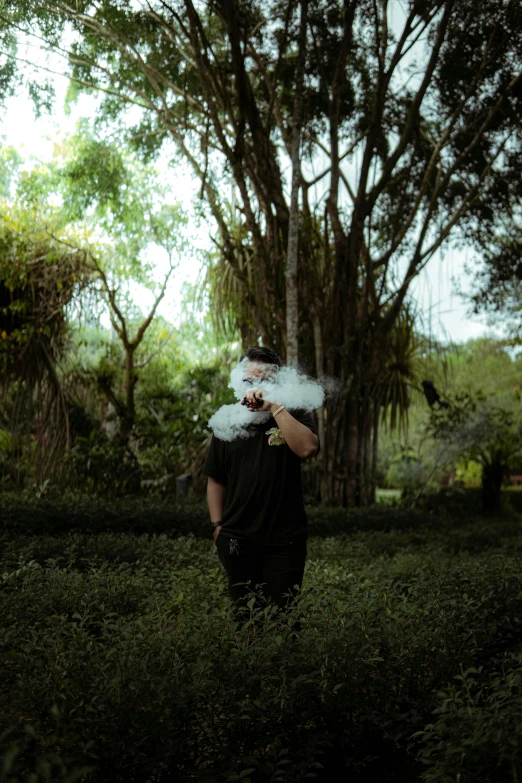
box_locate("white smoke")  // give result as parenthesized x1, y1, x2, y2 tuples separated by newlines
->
(208, 404, 272, 442)
(208, 358, 328, 442)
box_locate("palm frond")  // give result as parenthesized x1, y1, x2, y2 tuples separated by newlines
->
(0, 204, 92, 484)
(376, 307, 421, 435)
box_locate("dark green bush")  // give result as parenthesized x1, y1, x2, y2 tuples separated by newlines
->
(2, 496, 522, 782)
(65, 432, 142, 496)
(0, 493, 209, 537)
(414, 653, 522, 782)
(1, 487, 518, 539)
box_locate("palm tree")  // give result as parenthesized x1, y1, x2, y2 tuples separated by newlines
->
(0, 206, 91, 486)
(367, 308, 423, 504)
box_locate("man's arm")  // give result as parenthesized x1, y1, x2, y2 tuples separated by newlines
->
(244, 388, 318, 459)
(269, 404, 319, 459)
(207, 476, 226, 540)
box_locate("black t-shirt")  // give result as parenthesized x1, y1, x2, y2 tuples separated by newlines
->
(203, 410, 318, 545)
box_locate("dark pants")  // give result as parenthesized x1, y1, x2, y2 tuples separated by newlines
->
(215, 534, 307, 632)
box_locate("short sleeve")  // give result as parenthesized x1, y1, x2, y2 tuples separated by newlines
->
(202, 434, 228, 483)
(291, 409, 320, 455)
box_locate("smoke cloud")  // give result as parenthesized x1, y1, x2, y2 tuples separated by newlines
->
(208, 404, 272, 442)
(208, 358, 333, 442)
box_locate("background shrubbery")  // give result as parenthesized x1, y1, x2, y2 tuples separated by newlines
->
(2, 491, 522, 782)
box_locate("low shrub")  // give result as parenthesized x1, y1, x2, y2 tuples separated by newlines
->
(414, 653, 522, 782)
(386, 450, 430, 498)
(1, 505, 522, 782)
(0, 489, 456, 540)
(0, 493, 209, 537)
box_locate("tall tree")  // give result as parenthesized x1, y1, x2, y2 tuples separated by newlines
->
(86, 250, 175, 437)
(51, 135, 186, 437)
(11, 0, 522, 504)
(285, 0, 308, 368)
(17, 131, 188, 437)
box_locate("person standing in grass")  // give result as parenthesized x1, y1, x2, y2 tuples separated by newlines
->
(203, 346, 319, 631)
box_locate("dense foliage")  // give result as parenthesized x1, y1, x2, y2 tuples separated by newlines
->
(0, 140, 232, 494)
(0, 199, 92, 485)
(379, 338, 522, 497)
(2, 493, 522, 782)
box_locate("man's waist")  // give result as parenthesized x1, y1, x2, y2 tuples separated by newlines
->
(215, 530, 307, 550)
(216, 525, 307, 546)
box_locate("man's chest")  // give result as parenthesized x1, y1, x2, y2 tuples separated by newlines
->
(225, 425, 288, 475)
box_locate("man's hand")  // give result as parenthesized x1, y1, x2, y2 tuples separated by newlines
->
(207, 477, 226, 541)
(244, 389, 274, 412)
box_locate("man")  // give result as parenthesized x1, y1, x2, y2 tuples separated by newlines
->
(203, 346, 319, 630)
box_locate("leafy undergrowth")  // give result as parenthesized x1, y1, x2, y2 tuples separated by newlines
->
(1, 492, 522, 782)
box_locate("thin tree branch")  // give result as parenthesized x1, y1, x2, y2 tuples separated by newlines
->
(382, 131, 512, 326)
(326, 0, 356, 245)
(304, 131, 366, 188)
(366, 0, 454, 213)
(132, 261, 175, 347)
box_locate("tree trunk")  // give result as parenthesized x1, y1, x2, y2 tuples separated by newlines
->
(123, 346, 137, 437)
(371, 399, 380, 504)
(318, 307, 387, 506)
(481, 456, 504, 512)
(312, 309, 325, 460)
(285, 0, 307, 368)
(320, 397, 345, 506)
(360, 398, 373, 506)
(345, 391, 359, 505)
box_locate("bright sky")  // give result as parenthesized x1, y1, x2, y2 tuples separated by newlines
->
(0, 33, 498, 345)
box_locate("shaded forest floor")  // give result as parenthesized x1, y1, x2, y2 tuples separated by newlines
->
(1, 489, 522, 782)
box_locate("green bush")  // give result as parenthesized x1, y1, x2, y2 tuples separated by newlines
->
(2, 500, 522, 781)
(66, 432, 142, 496)
(0, 493, 209, 537)
(455, 458, 483, 488)
(386, 450, 430, 497)
(414, 654, 522, 782)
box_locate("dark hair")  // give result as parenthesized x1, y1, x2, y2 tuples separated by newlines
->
(240, 346, 283, 367)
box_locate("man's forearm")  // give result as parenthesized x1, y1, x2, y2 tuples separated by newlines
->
(270, 405, 318, 459)
(207, 477, 226, 522)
